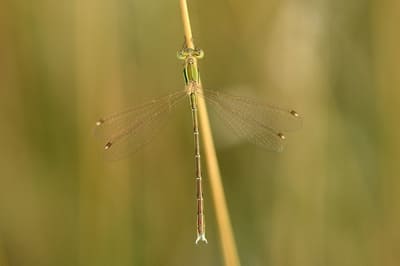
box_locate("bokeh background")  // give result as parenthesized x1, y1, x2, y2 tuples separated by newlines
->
(0, 0, 399, 265)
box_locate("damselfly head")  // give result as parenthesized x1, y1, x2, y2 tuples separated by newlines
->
(277, 133, 286, 140)
(177, 48, 204, 60)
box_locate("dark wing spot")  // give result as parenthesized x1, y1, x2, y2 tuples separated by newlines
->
(277, 133, 286, 140)
(290, 110, 299, 117)
(104, 142, 113, 150)
(96, 119, 105, 126)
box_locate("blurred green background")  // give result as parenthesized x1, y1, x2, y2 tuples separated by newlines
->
(0, 0, 399, 265)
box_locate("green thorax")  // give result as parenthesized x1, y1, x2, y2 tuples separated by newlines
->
(183, 57, 200, 85)
(177, 47, 204, 86)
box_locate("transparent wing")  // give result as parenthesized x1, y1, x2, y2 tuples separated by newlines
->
(202, 89, 302, 152)
(94, 90, 187, 160)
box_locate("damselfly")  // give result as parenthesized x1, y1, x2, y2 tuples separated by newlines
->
(95, 47, 302, 244)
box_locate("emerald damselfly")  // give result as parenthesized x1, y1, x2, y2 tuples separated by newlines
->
(95, 47, 302, 244)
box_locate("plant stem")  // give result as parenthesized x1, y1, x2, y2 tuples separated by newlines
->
(179, 0, 194, 49)
(179, 1, 241, 265)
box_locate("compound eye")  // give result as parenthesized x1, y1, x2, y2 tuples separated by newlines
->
(194, 49, 204, 59)
(177, 51, 186, 60)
